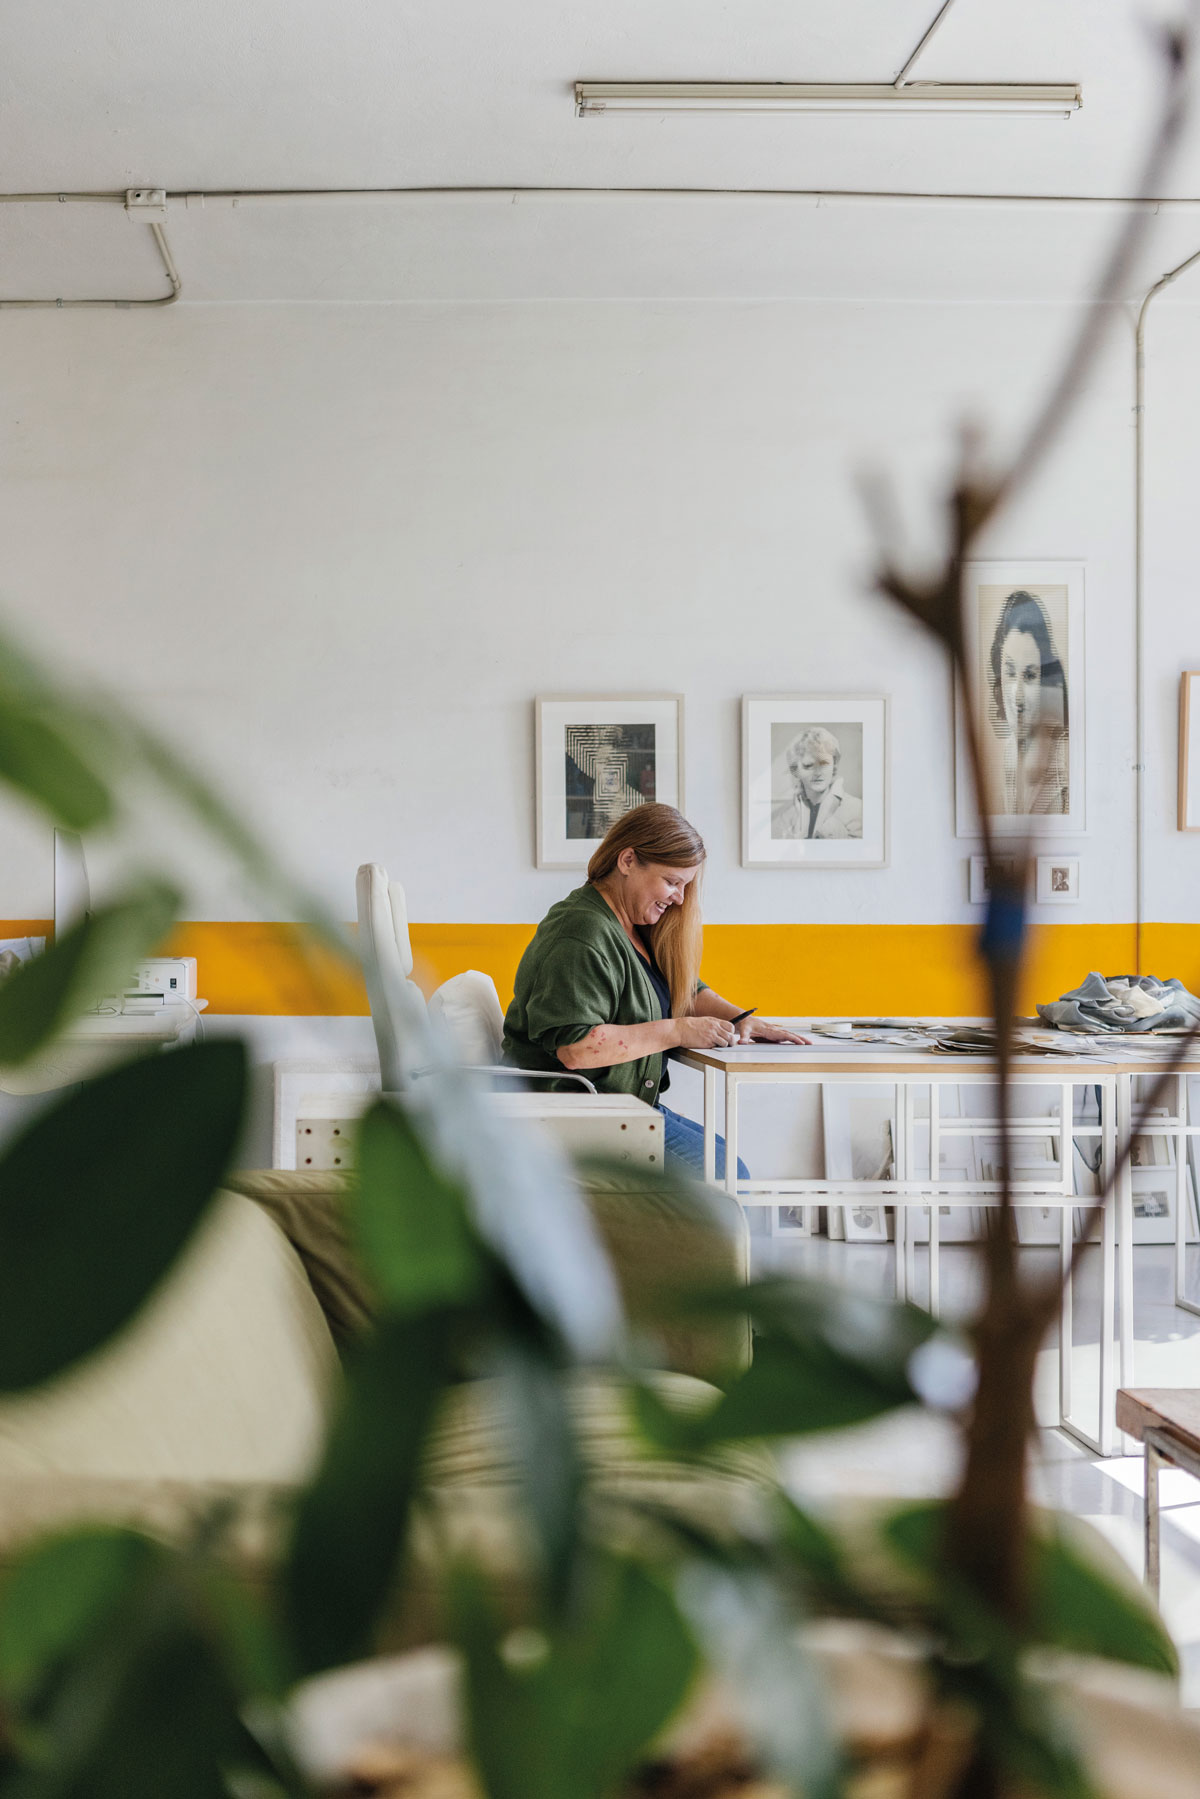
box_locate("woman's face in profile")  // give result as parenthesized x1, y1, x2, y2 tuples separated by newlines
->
(1000, 626, 1042, 744)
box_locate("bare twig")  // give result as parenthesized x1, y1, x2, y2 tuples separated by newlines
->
(859, 15, 1199, 1667)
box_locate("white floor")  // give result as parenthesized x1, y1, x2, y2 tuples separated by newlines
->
(749, 1232, 1200, 1705)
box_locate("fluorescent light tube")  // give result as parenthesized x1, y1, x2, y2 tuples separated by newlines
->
(575, 82, 1081, 119)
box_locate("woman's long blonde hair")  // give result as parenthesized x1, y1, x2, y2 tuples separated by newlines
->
(587, 804, 705, 1016)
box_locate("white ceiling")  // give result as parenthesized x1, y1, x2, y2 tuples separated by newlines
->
(5, 0, 1200, 303)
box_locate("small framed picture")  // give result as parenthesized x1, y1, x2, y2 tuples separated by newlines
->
(906, 1107, 983, 1243)
(1036, 856, 1080, 904)
(742, 695, 888, 869)
(535, 695, 683, 869)
(978, 1134, 1064, 1244)
(774, 1204, 818, 1236)
(955, 561, 1085, 838)
(1131, 1167, 1199, 1245)
(968, 854, 1021, 905)
(822, 1082, 896, 1241)
(1179, 672, 1200, 830)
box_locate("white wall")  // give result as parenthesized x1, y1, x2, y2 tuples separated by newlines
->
(4, 296, 1191, 935)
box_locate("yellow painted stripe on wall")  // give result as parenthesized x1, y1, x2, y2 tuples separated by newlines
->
(4, 915, 1183, 1017)
(701, 922, 1140, 1019)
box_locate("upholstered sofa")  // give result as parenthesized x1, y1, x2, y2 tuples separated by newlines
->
(0, 1164, 761, 1640)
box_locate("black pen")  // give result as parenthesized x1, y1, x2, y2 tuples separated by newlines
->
(730, 1007, 757, 1025)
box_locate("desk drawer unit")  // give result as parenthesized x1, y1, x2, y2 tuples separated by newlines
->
(292, 1086, 661, 1171)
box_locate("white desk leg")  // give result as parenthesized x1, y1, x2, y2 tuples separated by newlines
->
(927, 1081, 939, 1318)
(894, 1202, 908, 1304)
(1116, 1073, 1135, 1419)
(1176, 1074, 1188, 1309)
(724, 1072, 740, 1206)
(703, 1066, 717, 1187)
(1099, 1081, 1119, 1457)
(1059, 1195, 1073, 1423)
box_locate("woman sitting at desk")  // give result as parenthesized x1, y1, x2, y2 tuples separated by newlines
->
(502, 804, 807, 1179)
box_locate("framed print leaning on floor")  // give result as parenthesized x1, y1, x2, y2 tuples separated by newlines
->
(954, 561, 1085, 838)
(535, 694, 684, 869)
(743, 695, 888, 868)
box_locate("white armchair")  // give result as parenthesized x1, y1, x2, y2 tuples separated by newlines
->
(354, 865, 594, 1094)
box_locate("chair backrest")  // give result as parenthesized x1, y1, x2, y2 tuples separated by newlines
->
(355, 863, 426, 1092)
(428, 970, 505, 1066)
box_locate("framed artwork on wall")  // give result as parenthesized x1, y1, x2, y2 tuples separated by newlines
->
(968, 853, 1022, 906)
(1179, 672, 1200, 830)
(535, 694, 684, 869)
(1035, 856, 1081, 904)
(742, 694, 888, 869)
(954, 561, 1085, 838)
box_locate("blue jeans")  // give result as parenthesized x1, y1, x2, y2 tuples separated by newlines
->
(659, 1105, 749, 1184)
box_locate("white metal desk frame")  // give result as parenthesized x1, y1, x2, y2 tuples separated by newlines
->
(1114, 1064, 1200, 1328)
(681, 1043, 1123, 1456)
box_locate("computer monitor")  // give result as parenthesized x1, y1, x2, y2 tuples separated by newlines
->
(53, 830, 90, 939)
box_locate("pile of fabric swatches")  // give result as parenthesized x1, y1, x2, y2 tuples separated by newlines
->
(1037, 972, 1200, 1034)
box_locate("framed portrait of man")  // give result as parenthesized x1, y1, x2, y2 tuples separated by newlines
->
(742, 694, 888, 868)
(955, 561, 1085, 838)
(535, 694, 684, 868)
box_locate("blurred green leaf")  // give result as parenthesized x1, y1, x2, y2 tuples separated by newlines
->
(0, 882, 180, 1066)
(633, 1275, 939, 1449)
(453, 1552, 698, 1799)
(882, 1504, 1101, 1799)
(0, 1531, 157, 1710)
(188, 1562, 295, 1703)
(352, 1100, 484, 1317)
(0, 1040, 247, 1391)
(675, 1559, 840, 1799)
(491, 1340, 584, 1616)
(637, 1331, 922, 1451)
(0, 701, 112, 833)
(1, 1557, 279, 1799)
(884, 1501, 1176, 1676)
(1031, 1528, 1178, 1677)
(284, 1312, 453, 1676)
(705, 1275, 938, 1371)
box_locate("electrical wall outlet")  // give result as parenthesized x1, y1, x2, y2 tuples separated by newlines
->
(296, 1115, 359, 1171)
(132, 956, 197, 1001)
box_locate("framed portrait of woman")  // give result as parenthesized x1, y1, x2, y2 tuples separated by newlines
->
(954, 561, 1085, 838)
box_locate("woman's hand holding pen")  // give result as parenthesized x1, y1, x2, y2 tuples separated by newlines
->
(676, 1016, 740, 1050)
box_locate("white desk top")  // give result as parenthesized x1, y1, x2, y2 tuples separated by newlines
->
(0, 1001, 206, 1095)
(66, 1001, 205, 1044)
(679, 1015, 1200, 1078)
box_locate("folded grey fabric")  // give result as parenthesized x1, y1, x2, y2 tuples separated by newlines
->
(1037, 972, 1200, 1034)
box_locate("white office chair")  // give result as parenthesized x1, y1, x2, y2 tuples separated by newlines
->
(354, 864, 594, 1094)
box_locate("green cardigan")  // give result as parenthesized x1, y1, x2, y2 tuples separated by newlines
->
(502, 883, 678, 1103)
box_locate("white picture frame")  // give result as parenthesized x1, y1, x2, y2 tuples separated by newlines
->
(968, 854, 1022, 906)
(955, 561, 1085, 838)
(1131, 1167, 1199, 1245)
(774, 1204, 818, 1235)
(535, 694, 684, 869)
(822, 1082, 896, 1242)
(906, 1097, 983, 1244)
(742, 695, 888, 869)
(977, 1133, 1063, 1245)
(1036, 857, 1080, 904)
(1179, 672, 1200, 831)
